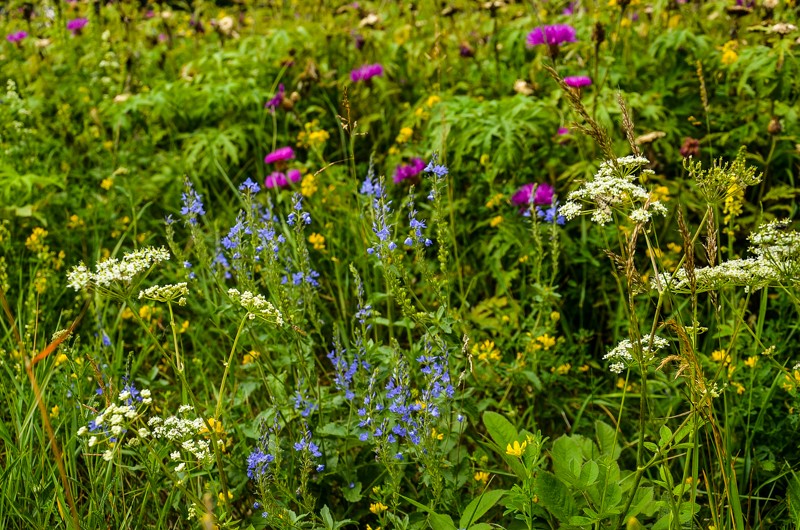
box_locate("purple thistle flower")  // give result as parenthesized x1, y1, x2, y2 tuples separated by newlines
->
(511, 183, 555, 210)
(265, 83, 285, 111)
(264, 146, 295, 165)
(67, 18, 89, 35)
(564, 76, 592, 88)
(265, 171, 287, 189)
(6, 31, 28, 43)
(526, 24, 577, 47)
(393, 158, 426, 184)
(350, 63, 384, 83)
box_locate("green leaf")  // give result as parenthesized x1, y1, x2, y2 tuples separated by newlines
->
(579, 461, 600, 487)
(787, 474, 800, 526)
(459, 489, 506, 529)
(551, 435, 583, 484)
(482, 411, 527, 479)
(534, 470, 577, 523)
(320, 505, 334, 530)
(595, 421, 621, 460)
(342, 481, 362, 503)
(429, 513, 457, 530)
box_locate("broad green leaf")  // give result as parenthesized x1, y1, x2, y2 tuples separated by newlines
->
(459, 489, 506, 529)
(551, 435, 583, 483)
(579, 460, 600, 487)
(429, 513, 457, 530)
(595, 421, 621, 460)
(787, 474, 800, 526)
(534, 470, 577, 523)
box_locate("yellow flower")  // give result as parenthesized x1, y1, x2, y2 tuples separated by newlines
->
(301, 173, 318, 197)
(666, 242, 682, 254)
(744, 356, 758, 369)
(651, 185, 670, 202)
(550, 311, 560, 322)
(50, 405, 60, 418)
(720, 41, 739, 66)
(479, 154, 490, 167)
(490, 215, 504, 228)
(218, 491, 233, 502)
(505, 440, 527, 457)
(369, 502, 388, 514)
(620, 18, 632, 28)
(711, 349, 731, 364)
(518, 255, 529, 263)
(25, 227, 48, 252)
(425, 95, 441, 108)
(474, 471, 490, 483)
(731, 382, 745, 395)
(414, 107, 428, 119)
(55, 353, 69, 367)
(308, 233, 326, 251)
(243, 350, 260, 365)
(431, 428, 444, 440)
(179, 320, 190, 334)
(366, 525, 381, 530)
(101, 178, 113, 190)
(536, 334, 556, 350)
(396, 127, 413, 144)
(578, 364, 590, 372)
(67, 214, 85, 229)
(553, 363, 571, 375)
(485, 193, 504, 209)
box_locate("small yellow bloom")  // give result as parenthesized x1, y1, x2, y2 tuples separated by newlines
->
(388, 146, 400, 156)
(67, 214, 85, 229)
(578, 364, 590, 372)
(518, 255, 529, 263)
(620, 17, 632, 28)
(101, 178, 113, 190)
(744, 356, 758, 369)
(50, 405, 60, 418)
(536, 334, 556, 351)
(139, 305, 154, 320)
(366, 525, 381, 530)
(479, 154, 490, 167)
(731, 382, 745, 395)
(489, 215, 503, 228)
(506, 440, 527, 457)
(308, 233, 326, 251)
(431, 428, 444, 440)
(395, 127, 413, 144)
(666, 242, 682, 254)
(553, 363, 571, 375)
(179, 320, 190, 334)
(474, 471, 490, 483)
(121, 308, 135, 320)
(711, 349, 731, 364)
(243, 350, 260, 365)
(301, 174, 318, 197)
(25, 227, 48, 252)
(369, 502, 388, 514)
(55, 353, 69, 367)
(425, 95, 441, 108)
(217, 491, 233, 502)
(720, 41, 739, 66)
(550, 311, 560, 322)
(485, 193, 504, 209)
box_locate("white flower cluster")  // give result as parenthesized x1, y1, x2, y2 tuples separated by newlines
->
(138, 282, 189, 305)
(146, 405, 217, 472)
(67, 247, 171, 291)
(604, 335, 670, 374)
(654, 220, 799, 294)
(228, 288, 284, 325)
(77, 387, 152, 461)
(558, 156, 668, 225)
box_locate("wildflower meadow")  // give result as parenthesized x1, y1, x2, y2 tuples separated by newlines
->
(2, 1, 800, 529)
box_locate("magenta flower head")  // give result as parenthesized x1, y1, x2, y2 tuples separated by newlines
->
(511, 183, 555, 209)
(7, 31, 28, 43)
(265, 171, 288, 189)
(350, 63, 384, 83)
(265, 83, 285, 111)
(526, 24, 577, 47)
(67, 18, 89, 34)
(557, 127, 570, 135)
(287, 169, 302, 183)
(392, 158, 426, 184)
(564, 76, 592, 88)
(264, 146, 295, 165)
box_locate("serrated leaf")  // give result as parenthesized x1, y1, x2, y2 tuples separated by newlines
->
(534, 470, 577, 523)
(595, 421, 621, 460)
(459, 489, 506, 529)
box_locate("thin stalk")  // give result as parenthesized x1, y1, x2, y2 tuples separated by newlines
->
(215, 314, 248, 419)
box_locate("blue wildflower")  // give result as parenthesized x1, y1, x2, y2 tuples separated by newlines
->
(246, 448, 275, 480)
(239, 178, 261, 194)
(180, 178, 206, 226)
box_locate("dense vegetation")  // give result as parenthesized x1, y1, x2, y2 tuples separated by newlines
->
(2, 1, 800, 529)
